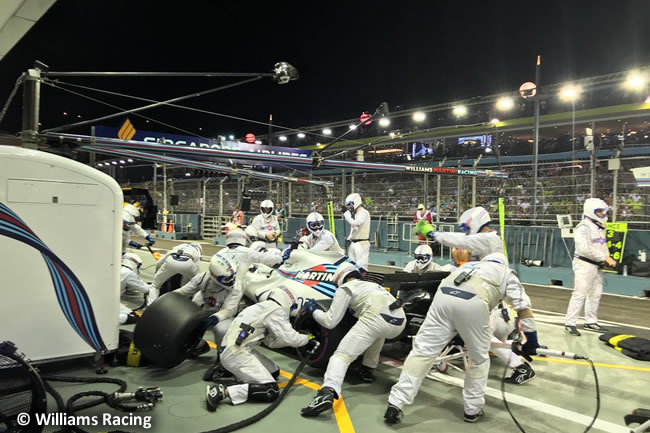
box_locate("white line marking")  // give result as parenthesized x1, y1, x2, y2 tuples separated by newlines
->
(532, 308, 650, 331)
(381, 358, 628, 433)
(525, 282, 650, 300)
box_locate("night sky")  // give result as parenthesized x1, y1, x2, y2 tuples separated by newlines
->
(1, 1, 650, 140)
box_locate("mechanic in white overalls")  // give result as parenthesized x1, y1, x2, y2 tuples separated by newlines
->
(419, 207, 537, 384)
(147, 242, 202, 305)
(122, 203, 155, 253)
(300, 262, 406, 417)
(343, 193, 371, 269)
(250, 199, 281, 249)
(419, 206, 503, 260)
(205, 288, 318, 410)
(403, 244, 456, 273)
(299, 212, 344, 253)
(564, 198, 616, 336)
(384, 253, 540, 424)
(218, 227, 282, 270)
(170, 254, 239, 361)
(119, 253, 150, 325)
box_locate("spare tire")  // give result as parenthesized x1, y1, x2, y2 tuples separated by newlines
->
(293, 300, 356, 369)
(133, 292, 211, 368)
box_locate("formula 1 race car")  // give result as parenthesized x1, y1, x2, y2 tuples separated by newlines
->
(134, 248, 450, 369)
(240, 249, 450, 368)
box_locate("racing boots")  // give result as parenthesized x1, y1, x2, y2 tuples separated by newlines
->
(301, 386, 337, 417)
(463, 409, 484, 423)
(358, 366, 376, 383)
(584, 323, 608, 333)
(384, 403, 403, 424)
(206, 384, 226, 412)
(504, 362, 536, 385)
(565, 325, 582, 336)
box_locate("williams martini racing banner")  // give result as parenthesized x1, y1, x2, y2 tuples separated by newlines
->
(95, 123, 312, 163)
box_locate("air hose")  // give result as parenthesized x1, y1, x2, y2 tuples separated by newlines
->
(500, 351, 600, 433)
(201, 342, 320, 433)
(41, 375, 162, 433)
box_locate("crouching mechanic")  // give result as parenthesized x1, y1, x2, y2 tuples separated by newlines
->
(301, 262, 406, 417)
(147, 243, 202, 305)
(122, 203, 155, 253)
(219, 228, 282, 270)
(384, 253, 540, 424)
(119, 253, 150, 325)
(298, 212, 344, 253)
(404, 245, 455, 273)
(564, 198, 616, 336)
(171, 255, 239, 360)
(205, 288, 318, 410)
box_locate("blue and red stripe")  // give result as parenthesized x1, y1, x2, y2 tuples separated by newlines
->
(0, 203, 107, 352)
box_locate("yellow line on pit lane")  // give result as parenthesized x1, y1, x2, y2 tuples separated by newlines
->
(532, 356, 650, 372)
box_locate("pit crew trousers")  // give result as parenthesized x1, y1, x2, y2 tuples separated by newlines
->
(322, 308, 405, 395)
(388, 288, 491, 416)
(565, 259, 603, 326)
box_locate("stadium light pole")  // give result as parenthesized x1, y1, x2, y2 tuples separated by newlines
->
(560, 83, 581, 217)
(533, 55, 541, 220)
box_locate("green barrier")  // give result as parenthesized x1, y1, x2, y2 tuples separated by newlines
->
(499, 197, 508, 260)
(327, 200, 335, 235)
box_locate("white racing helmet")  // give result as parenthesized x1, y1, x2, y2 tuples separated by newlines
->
(345, 193, 362, 211)
(414, 244, 433, 270)
(306, 212, 325, 236)
(121, 253, 142, 273)
(123, 203, 141, 221)
(260, 200, 274, 216)
(208, 255, 236, 289)
(265, 287, 298, 317)
(583, 198, 609, 226)
(332, 262, 362, 287)
(458, 206, 491, 235)
(226, 228, 249, 247)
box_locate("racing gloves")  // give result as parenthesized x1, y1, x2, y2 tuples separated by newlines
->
(302, 299, 319, 316)
(305, 334, 320, 352)
(129, 240, 143, 249)
(513, 331, 540, 362)
(145, 234, 156, 246)
(281, 248, 293, 263)
(201, 314, 219, 329)
(416, 219, 437, 241)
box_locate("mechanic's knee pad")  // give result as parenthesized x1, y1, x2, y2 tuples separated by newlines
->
(403, 352, 437, 377)
(248, 382, 280, 403)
